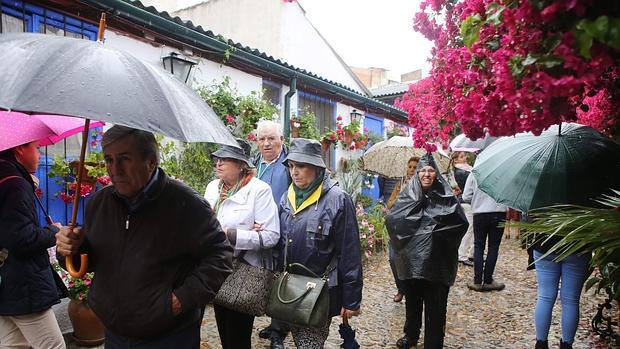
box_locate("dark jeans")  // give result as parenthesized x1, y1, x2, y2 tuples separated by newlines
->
(402, 279, 450, 349)
(214, 304, 254, 349)
(473, 212, 505, 284)
(104, 321, 200, 349)
(389, 245, 407, 294)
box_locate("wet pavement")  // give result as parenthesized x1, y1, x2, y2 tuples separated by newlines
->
(199, 238, 613, 349)
(55, 238, 613, 348)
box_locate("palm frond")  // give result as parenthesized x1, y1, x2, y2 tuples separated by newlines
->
(518, 190, 620, 264)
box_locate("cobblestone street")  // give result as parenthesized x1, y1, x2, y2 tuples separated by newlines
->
(200, 238, 611, 349)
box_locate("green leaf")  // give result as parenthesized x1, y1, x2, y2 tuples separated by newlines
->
(606, 17, 620, 49)
(485, 3, 504, 26)
(580, 16, 609, 42)
(507, 55, 524, 79)
(573, 27, 593, 59)
(523, 54, 538, 66)
(537, 55, 563, 68)
(545, 34, 562, 52)
(486, 37, 500, 51)
(460, 14, 482, 49)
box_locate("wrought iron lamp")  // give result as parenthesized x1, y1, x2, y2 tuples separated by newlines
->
(350, 109, 363, 123)
(162, 52, 197, 83)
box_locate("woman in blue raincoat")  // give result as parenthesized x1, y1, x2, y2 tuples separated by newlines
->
(386, 154, 468, 349)
(275, 138, 363, 349)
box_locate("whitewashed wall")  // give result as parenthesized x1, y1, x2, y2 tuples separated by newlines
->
(104, 31, 262, 96)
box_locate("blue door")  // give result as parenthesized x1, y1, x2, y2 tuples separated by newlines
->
(362, 114, 383, 205)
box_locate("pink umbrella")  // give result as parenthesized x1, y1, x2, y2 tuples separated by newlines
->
(0, 111, 104, 151)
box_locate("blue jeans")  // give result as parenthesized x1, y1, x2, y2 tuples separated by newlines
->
(534, 250, 591, 344)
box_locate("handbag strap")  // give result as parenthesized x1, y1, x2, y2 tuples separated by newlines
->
(283, 233, 338, 280)
(238, 229, 272, 269)
(276, 271, 314, 304)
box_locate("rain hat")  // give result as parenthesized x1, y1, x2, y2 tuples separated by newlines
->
(211, 139, 254, 168)
(284, 138, 326, 169)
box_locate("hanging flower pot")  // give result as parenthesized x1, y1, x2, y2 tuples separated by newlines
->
(67, 299, 105, 346)
(69, 161, 99, 185)
(289, 118, 301, 138)
(321, 140, 331, 152)
(343, 130, 353, 147)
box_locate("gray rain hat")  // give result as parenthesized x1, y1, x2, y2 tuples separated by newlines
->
(211, 139, 255, 168)
(284, 138, 326, 169)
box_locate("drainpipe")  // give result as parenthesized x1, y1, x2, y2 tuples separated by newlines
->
(283, 77, 297, 140)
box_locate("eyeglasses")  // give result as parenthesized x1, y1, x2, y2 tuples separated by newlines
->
(419, 168, 436, 174)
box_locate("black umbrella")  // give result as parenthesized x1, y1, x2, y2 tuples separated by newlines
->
(0, 33, 236, 146)
(339, 316, 360, 349)
(0, 30, 237, 277)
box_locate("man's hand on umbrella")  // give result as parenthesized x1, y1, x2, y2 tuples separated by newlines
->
(56, 226, 84, 256)
(340, 307, 360, 319)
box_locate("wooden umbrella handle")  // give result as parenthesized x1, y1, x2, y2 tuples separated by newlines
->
(66, 254, 88, 278)
(67, 12, 106, 279)
(67, 118, 91, 279)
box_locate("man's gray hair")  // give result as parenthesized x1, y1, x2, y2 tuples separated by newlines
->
(102, 125, 160, 164)
(256, 120, 283, 138)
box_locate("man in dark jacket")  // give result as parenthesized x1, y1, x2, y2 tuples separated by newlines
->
(56, 126, 233, 348)
(0, 142, 65, 348)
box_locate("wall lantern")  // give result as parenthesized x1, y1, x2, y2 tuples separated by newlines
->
(350, 109, 363, 123)
(162, 52, 197, 84)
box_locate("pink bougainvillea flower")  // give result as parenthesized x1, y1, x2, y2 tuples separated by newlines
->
(400, 0, 618, 146)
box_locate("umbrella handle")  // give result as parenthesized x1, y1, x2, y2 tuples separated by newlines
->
(66, 254, 88, 278)
(342, 314, 349, 326)
(67, 118, 91, 279)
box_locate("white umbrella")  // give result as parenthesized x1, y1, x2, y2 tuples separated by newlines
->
(362, 136, 449, 179)
(449, 133, 498, 152)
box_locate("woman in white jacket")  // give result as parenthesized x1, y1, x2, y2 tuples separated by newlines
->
(204, 139, 280, 349)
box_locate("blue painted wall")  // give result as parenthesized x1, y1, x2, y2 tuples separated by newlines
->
(362, 114, 384, 204)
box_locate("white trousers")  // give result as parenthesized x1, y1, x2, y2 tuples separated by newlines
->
(458, 203, 474, 261)
(0, 308, 65, 349)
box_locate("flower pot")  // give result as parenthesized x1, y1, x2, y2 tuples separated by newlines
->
(289, 119, 301, 138)
(343, 131, 353, 147)
(321, 140, 330, 152)
(67, 299, 105, 346)
(69, 161, 98, 185)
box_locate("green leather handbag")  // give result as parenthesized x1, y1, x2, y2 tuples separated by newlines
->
(266, 262, 331, 328)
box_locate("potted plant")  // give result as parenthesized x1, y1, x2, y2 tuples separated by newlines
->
(321, 130, 339, 151)
(290, 115, 301, 138)
(296, 107, 321, 140)
(48, 151, 110, 204)
(53, 264, 104, 346)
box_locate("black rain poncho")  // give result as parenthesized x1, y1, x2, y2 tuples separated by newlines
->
(385, 154, 468, 286)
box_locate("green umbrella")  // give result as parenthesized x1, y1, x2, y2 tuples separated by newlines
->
(472, 123, 620, 212)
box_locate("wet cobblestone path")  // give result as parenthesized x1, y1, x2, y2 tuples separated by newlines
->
(200, 239, 611, 348)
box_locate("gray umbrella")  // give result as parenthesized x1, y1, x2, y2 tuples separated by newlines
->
(0, 33, 236, 146)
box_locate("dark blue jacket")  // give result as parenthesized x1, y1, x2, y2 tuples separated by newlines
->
(0, 158, 60, 315)
(253, 148, 291, 204)
(278, 174, 363, 317)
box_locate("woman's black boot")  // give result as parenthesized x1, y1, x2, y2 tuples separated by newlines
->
(559, 339, 573, 349)
(534, 340, 549, 349)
